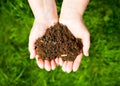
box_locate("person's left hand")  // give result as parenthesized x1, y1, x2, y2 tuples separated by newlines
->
(28, 19, 58, 71)
(28, 0, 59, 71)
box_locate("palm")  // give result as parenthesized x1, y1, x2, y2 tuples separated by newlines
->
(59, 19, 90, 72)
(28, 20, 57, 71)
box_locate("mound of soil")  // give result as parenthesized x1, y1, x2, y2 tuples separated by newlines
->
(35, 23, 83, 61)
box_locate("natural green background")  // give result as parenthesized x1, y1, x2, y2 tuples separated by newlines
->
(0, 0, 120, 86)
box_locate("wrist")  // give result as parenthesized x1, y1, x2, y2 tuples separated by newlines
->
(60, 11, 82, 20)
(34, 16, 58, 27)
(60, 0, 89, 18)
(28, 0, 58, 24)
(60, 10, 83, 24)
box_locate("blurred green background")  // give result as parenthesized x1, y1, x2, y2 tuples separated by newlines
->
(0, 0, 120, 86)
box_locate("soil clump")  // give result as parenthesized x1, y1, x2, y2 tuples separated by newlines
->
(35, 23, 83, 61)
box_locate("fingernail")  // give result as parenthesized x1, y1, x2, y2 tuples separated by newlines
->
(66, 70, 71, 73)
(85, 52, 89, 56)
(73, 69, 77, 72)
(59, 62, 63, 66)
(52, 67, 55, 70)
(46, 68, 51, 71)
(38, 64, 44, 69)
(30, 54, 34, 59)
(62, 67, 66, 72)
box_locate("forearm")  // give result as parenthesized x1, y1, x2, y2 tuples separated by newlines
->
(60, 0, 90, 19)
(28, 0, 58, 21)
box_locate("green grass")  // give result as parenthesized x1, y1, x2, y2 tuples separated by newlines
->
(0, 0, 120, 86)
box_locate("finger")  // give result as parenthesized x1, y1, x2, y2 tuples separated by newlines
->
(55, 58, 59, 65)
(59, 58, 63, 66)
(45, 60, 51, 71)
(82, 33, 90, 56)
(36, 55, 44, 69)
(62, 61, 67, 72)
(51, 60, 57, 70)
(73, 53, 83, 72)
(66, 61, 73, 73)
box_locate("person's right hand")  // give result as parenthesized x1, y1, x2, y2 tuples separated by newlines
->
(56, 0, 90, 73)
(59, 11, 90, 73)
(60, 18, 90, 73)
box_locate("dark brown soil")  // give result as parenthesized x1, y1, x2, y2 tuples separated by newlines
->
(35, 23, 83, 61)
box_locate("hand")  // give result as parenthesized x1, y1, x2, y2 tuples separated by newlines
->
(28, 19, 58, 71)
(28, 0, 58, 71)
(59, 16, 90, 73)
(57, 0, 90, 73)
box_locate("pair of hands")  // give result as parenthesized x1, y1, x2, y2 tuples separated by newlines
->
(28, 18, 90, 73)
(28, 0, 90, 73)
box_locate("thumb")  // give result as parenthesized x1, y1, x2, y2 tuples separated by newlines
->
(28, 39, 36, 59)
(82, 33, 90, 56)
(30, 49, 36, 59)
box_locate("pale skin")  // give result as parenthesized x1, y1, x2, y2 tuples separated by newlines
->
(59, 0, 90, 72)
(28, 0, 58, 71)
(28, 0, 90, 72)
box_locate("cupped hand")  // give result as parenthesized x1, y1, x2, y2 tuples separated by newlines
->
(28, 19, 58, 71)
(59, 17, 90, 73)
(28, 0, 59, 71)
